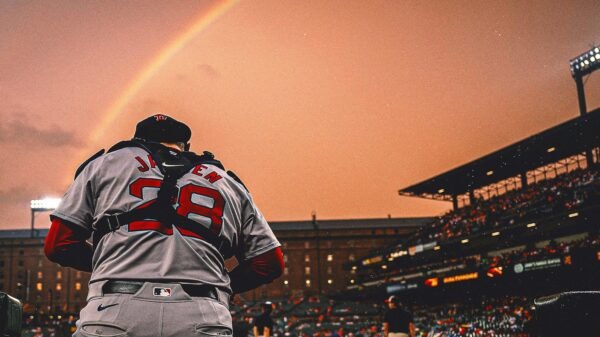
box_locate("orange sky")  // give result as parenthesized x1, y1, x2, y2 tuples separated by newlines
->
(1, 0, 600, 229)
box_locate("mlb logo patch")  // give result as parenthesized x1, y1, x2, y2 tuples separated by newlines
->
(153, 287, 172, 297)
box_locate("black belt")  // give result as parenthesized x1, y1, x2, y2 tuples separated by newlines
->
(103, 280, 219, 300)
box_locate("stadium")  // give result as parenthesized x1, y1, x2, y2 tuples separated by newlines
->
(1, 4, 600, 337)
(2, 86, 598, 337)
(227, 109, 599, 337)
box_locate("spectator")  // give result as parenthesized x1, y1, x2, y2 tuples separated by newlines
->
(254, 301, 275, 337)
(383, 296, 415, 337)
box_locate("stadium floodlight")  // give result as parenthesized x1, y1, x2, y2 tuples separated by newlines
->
(30, 198, 61, 238)
(30, 198, 61, 211)
(570, 45, 600, 117)
(570, 46, 600, 77)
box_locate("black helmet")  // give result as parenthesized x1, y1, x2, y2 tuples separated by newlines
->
(134, 114, 191, 145)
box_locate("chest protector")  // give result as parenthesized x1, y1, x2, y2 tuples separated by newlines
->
(77, 140, 246, 251)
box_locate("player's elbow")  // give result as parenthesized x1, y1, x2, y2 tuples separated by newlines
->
(44, 241, 58, 263)
(265, 247, 285, 281)
(44, 236, 69, 265)
(44, 228, 61, 263)
(251, 246, 285, 283)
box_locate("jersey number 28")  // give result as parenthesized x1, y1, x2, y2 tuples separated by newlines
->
(127, 178, 225, 240)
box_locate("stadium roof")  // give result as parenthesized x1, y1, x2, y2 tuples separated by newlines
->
(0, 217, 434, 239)
(269, 217, 434, 231)
(0, 229, 48, 239)
(399, 109, 600, 200)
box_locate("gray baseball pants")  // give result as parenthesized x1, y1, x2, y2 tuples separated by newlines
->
(73, 281, 232, 337)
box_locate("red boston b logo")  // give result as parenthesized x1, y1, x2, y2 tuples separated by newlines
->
(154, 114, 168, 122)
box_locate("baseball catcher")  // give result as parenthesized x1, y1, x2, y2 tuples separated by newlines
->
(45, 114, 284, 337)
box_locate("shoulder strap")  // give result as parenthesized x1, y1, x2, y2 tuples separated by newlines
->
(96, 141, 226, 250)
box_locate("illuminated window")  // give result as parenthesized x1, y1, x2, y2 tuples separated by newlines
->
(283, 280, 289, 285)
(56, 271, 62, 280)
(304, 254, 310, 262)
(37, 271, 43, 279)
(75, 282, 81, 291)
(305, 279, 311, 287)
(76, 271, 81, 279)
(348, 254, 355, 261)
(36, 283, 43, 291)
(305, 267, 311, 275)
(327, 254, 333, 262)
(304, 242, 310, 249)
(56, 283, 62, 291)
(284, 267, 289, 275)
(327, 266, 332, 274)
(327, 279, 333, 285)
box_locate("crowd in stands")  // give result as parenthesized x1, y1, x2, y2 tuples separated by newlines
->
(20, 295, 532, 337)
(231, 295, 531, 337)
(413, 297, 531, 337)
(356, 233, 599, 283)
(20, 313, 76, 337)
(485, 234, 599, 268)
(18, 169, 598, 336)
(411, 168, 599, 245)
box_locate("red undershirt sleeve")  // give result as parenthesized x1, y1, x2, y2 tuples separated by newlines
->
(229, 246, 284, 294)
(44, 217, 93, 272)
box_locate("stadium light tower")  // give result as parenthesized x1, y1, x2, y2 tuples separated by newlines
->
(569, 46, 600, 116)
(30, 198, 61, 238)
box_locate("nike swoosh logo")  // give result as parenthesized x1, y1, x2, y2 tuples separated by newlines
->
(97, 303, 119, 311)
(162, 163, 185, 168)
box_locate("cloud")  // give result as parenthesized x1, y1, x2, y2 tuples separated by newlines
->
(0, 186, 37, 204)
(197, 64, 220, 79)
(0, 117, 83, 147)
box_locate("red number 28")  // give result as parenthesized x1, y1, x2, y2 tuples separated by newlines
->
(127, 178, 225, 240)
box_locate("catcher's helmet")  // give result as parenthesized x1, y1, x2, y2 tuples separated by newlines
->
(134, 114, 191, 145)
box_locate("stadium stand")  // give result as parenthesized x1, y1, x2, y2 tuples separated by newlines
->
(17, 103, 600, 337)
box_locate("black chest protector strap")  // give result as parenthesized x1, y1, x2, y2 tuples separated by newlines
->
(94, 140, 225, 250)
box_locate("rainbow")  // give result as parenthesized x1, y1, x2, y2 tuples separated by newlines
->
(63, 0, 238, 184)
(90, 0, 239, 143)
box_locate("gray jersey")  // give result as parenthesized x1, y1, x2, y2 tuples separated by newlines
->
(52, 147, 279, 290)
